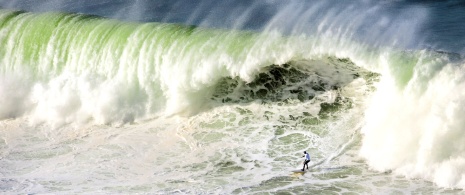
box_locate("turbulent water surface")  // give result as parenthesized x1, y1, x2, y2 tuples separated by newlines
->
(1, 0, 465, 194)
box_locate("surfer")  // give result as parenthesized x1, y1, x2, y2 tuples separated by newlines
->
(301, 151, 311, 171)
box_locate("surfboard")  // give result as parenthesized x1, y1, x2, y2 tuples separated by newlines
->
(291, 170, 306, 174)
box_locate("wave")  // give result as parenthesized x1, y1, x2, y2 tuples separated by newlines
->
(0, 9, 380, 124)
(1, 9, 465, 189)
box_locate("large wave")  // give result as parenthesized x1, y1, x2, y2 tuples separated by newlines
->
(1, 8, 465, 190)
(0, 9, 378, 125)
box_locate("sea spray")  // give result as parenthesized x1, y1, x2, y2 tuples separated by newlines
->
(360, 51, 465, 188)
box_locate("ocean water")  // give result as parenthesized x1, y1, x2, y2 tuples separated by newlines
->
(1, 0, 465, 194)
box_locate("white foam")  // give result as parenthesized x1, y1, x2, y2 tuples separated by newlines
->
(360, 52, 465, 189)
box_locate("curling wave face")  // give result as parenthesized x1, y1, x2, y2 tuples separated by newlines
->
(0, 9, 379, 124)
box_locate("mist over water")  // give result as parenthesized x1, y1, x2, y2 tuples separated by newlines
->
(2, 0, 465, 53)
(1, 0, 465, 194)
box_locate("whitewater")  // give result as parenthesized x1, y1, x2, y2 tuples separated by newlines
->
(1, 0, 465, 194)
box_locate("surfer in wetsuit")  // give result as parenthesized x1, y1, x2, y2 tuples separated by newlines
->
(301, 151, 311, 171)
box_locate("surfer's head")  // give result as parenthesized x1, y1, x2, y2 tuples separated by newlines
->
(303, 151, 306, 154)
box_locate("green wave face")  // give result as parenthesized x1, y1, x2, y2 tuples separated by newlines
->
(0, 10, 256, 77)
(0, 10, 280, 121)
(1, 9, 362, 122)
(0, 9, 453, 123)
(0, 9, 457, 122)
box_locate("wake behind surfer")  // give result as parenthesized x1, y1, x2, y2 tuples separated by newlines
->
(301, 151, 310, 171)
